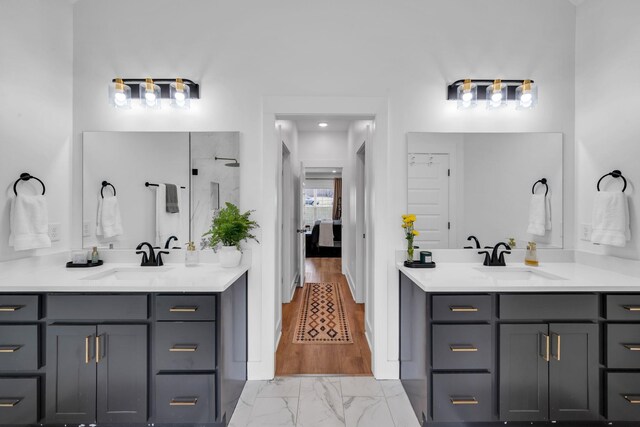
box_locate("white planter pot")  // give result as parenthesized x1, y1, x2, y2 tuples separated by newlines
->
(219, 245, 242, 268)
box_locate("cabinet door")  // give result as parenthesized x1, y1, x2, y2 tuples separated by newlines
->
(499, 324, 549, 421)
(46, 325, 97, 423)
(97, 325, 147, 423)
(549, 323, 599, 421)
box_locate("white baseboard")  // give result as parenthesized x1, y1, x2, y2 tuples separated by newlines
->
(345, 268, 356, 302)
(289, 274, 299, 300)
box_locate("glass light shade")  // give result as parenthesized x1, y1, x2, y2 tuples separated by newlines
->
(108, 78, 131, 109)
(486, 79, 508, 110)
(139, 78, 161, 109)
(170, 78, 191, 109)
(456, 79, 477, 109)
(516, 80, 538, 110)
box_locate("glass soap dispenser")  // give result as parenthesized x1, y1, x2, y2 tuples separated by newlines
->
(525, 241, 539, 267)
(185, 242, 199, 267)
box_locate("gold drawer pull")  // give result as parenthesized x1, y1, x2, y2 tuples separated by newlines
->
(449, 306, 478, 312)
(624, 345, 640, 351)
(450, 397, 478, 405)
(0, 305, 23, 312)
(450, 345, 478, 352)
(623, 306, 640, 312)
(170, 397, 198, 406)
(625, 395, 640, 404)
(170, 344, 198, 352)
(0, 345, 21, 353)
(170, 306, 198, 313)
(0, 398, 21, 408)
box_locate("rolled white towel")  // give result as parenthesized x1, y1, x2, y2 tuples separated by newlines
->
(96, 195, 124, 239)
(527, 194, 547, 236)
(9, 195, 52, 251)
(591, 191, 630, 247)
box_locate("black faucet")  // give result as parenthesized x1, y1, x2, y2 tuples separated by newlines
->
(465, 235, 481, 249)
(136, 242, 156, 266)
(164, 235, 180, 249)
(478, 242, 512, 266)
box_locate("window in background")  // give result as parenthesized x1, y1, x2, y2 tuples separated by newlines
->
(304, 188, 334, 226)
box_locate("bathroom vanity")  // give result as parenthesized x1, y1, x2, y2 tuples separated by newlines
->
(0, 262, 248, 427)
(399, 263, 640, 426)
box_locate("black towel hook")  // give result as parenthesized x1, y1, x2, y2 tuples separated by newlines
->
(101, 181, 116, 198)
(13, 172, 46, 196)
(597, 170, 627, 193)
(531, 178, 548, 196)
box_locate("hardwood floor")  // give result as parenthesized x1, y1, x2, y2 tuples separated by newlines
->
(275, 257, 372, 376)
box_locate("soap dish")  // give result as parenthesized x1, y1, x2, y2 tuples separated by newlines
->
(66, 260, 103, 268)
(404, 261, 436, 269)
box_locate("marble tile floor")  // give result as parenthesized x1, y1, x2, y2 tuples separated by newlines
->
(229, 376, 421, 427)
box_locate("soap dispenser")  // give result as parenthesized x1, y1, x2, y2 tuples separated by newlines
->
(525, 241, 539, 267)
(185, 242, 199, 266)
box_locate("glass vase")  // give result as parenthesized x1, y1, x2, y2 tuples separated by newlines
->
(407, 237, 414, 263)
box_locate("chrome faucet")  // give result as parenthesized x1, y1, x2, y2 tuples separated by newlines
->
(478, 242, 511, 266)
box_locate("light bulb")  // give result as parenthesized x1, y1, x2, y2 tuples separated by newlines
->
(491, 92, 503, 103)
(462, 91, 473, 102)
(174, 91, 185, 102)
(145, 91, 156, 106)
(114, 92, 126, 106)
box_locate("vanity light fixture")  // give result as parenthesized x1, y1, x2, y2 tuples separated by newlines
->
(447, 79, 537, 110)
(140, 78, 161, 109)
(108, 78, 132, 109)
(170, 78, 191, 109)
(318, 122, 329, 128)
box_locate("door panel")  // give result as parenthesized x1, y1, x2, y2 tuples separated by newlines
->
(46, 325, 97, 423)
(97, 325, 147, 423)
(549, 323, 599, 421)
(499, 324, 549, 421)
(298, 161, 306, 284)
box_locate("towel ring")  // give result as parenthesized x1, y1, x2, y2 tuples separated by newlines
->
(532, 178, 549, 196)
(101, 181, 116, 198)
(13, 173, 46, 196)
(597, 170, 627, 193)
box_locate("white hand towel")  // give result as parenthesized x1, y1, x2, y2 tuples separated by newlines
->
(319, 220, 334, 247)
(9, 195, 52, 251)
(156, 184, 182, 247)
(545, 195, 552, 231)
(96, 196, 124, 239)
(527, 194, 547, 236)
(591, 191, 631, 247)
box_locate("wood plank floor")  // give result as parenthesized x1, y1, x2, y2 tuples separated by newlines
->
(275, 258, 372, 376)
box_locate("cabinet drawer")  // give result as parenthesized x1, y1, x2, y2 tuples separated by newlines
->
(156, 295, 216, 321)
(607, 324, 640, 369)
(607, 295, 640, 320)
(432, 373, 492, 422)
(608, 373, 640, 421)
(432, 295, 491, 322)
(432, 325, 492, 370)
(155, 374, 216, 423)
(0, 295, 39, 322)
(0, 325, 38, 371)
(0, 377, 38, 425)
(156, 322, 216, 371)
(499, 294, 598, 320)
(47, 294, 148, 320)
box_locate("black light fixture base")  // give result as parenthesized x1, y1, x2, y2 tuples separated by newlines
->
(447, 79, 533, 101)
(112, 78, 200, 99)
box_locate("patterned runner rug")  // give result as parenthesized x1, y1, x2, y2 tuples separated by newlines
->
(293, 282, 353, 344)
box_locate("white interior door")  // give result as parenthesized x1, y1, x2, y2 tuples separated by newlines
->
(407, 153, 450, 249)
(297, 162, 306, 285)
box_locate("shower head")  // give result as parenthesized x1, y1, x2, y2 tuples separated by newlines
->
(214, 157, 240, 167)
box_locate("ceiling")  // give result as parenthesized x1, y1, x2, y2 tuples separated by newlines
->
(277, 115, 374, 132)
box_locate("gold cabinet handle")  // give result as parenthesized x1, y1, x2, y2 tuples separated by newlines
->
(170, 397, 198, 406)
(85, 336, 91, 364)
(95, 335, 101, 364)
(170, 344, 198, 352)
(170, 306, 198, 313)
(0, 345, 21, 353)
(623, 306, 640, 312)
(625, 345, 640, 351)
(0, 398, 21, 408)
(0, 305, 23, 312)
(553, 334, 561, 361)
(625, 395, 640, 404)
(450, 345, 478, 352)
(543, 334, 550, 362)
(450, 397, 478, 405)
(449, 306, 478, 312)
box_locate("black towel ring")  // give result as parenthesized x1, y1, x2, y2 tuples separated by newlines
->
(13, 173, 46, 196)
(531, 178, 549, 196)
(597, 170, 627, 193)
(101, 181, 116, 198)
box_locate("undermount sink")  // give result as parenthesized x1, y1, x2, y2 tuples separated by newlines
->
(83, 267, 174, 281)
(474, 267, 567, 282)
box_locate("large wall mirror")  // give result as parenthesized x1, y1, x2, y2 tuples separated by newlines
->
(83, 131, 240, 249)
(407, 132, 563, 249)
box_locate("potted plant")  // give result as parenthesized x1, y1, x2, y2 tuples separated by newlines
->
(203, 202, 259, 267)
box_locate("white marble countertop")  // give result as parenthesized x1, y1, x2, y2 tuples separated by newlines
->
(398, 261, 640, 292)
(0, 260, 249, 293)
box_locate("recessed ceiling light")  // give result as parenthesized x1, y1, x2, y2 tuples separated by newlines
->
(318, 122, 328, 128)
(332, 170, 337, 173)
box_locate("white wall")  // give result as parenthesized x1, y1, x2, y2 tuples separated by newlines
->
(298, 131, 348, 165)
(575, 0, 640, 260)
(0, 0, 73, 262)
(70, 0, 577, 379)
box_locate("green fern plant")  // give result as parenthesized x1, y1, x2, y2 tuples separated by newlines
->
(203, 202, 259, 251)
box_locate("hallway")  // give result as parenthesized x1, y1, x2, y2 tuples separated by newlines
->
(275, 258, 372, 376)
